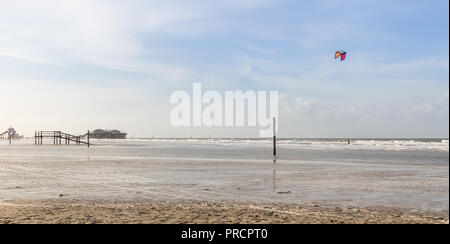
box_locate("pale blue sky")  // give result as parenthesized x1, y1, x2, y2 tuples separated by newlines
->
(0, 0, 448, 138)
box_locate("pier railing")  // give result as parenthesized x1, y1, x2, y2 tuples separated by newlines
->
(1, 131, 12, 144)
(34, 131, 91, 147)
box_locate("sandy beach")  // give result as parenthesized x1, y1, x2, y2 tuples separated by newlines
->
(0, 139, 448, 224)
(1, 200, 448, 224)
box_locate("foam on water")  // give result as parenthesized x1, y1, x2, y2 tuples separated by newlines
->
(125, 138, 449, 152)
(1, 138, 448, 152)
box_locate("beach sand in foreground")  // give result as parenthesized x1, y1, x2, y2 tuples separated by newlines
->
(0, 200, 448, 224)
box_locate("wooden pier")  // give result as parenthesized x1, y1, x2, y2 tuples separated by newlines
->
(1, 131, 12, 144)
(34, 131, 91, 147)
(0, 131, 8, 139)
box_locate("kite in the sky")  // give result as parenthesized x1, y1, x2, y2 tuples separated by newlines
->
(335, 50, 347, 61)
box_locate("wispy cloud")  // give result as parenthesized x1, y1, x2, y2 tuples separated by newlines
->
(0, 0, 448, 137)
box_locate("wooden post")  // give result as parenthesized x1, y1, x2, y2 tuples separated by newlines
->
(87, 130, 90, 148)
(273, 117, 276, 156)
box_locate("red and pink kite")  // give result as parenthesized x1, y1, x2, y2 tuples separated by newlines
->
(335, 50, 347, 61)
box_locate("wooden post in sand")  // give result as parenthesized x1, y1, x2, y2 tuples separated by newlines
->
(273, 117, 276, 156)
(87, 130, 90, 148)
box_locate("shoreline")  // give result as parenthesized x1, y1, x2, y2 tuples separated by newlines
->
(1, 140, 448, 224)
(0, 199, 448, 224)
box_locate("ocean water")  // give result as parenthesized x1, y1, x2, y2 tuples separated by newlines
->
(0, 138, 448, 213)
(3, 138, 447, 165)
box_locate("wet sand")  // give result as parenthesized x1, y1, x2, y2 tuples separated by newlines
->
(0, 140, 448, 224)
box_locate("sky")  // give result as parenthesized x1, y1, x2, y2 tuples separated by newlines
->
(0, 0, 448, 138)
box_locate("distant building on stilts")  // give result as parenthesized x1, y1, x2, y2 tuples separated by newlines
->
(90, 129, 127, 139)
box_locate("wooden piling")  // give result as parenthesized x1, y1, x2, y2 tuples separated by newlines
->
(33, 131, 91, 147)
(273, 117, 276, 156)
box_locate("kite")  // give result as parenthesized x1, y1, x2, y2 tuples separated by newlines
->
(334, 50, 347, 61)
(335, 51, 341, 59)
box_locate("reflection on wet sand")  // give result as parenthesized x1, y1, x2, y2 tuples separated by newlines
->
(0, 139, 448, 216)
